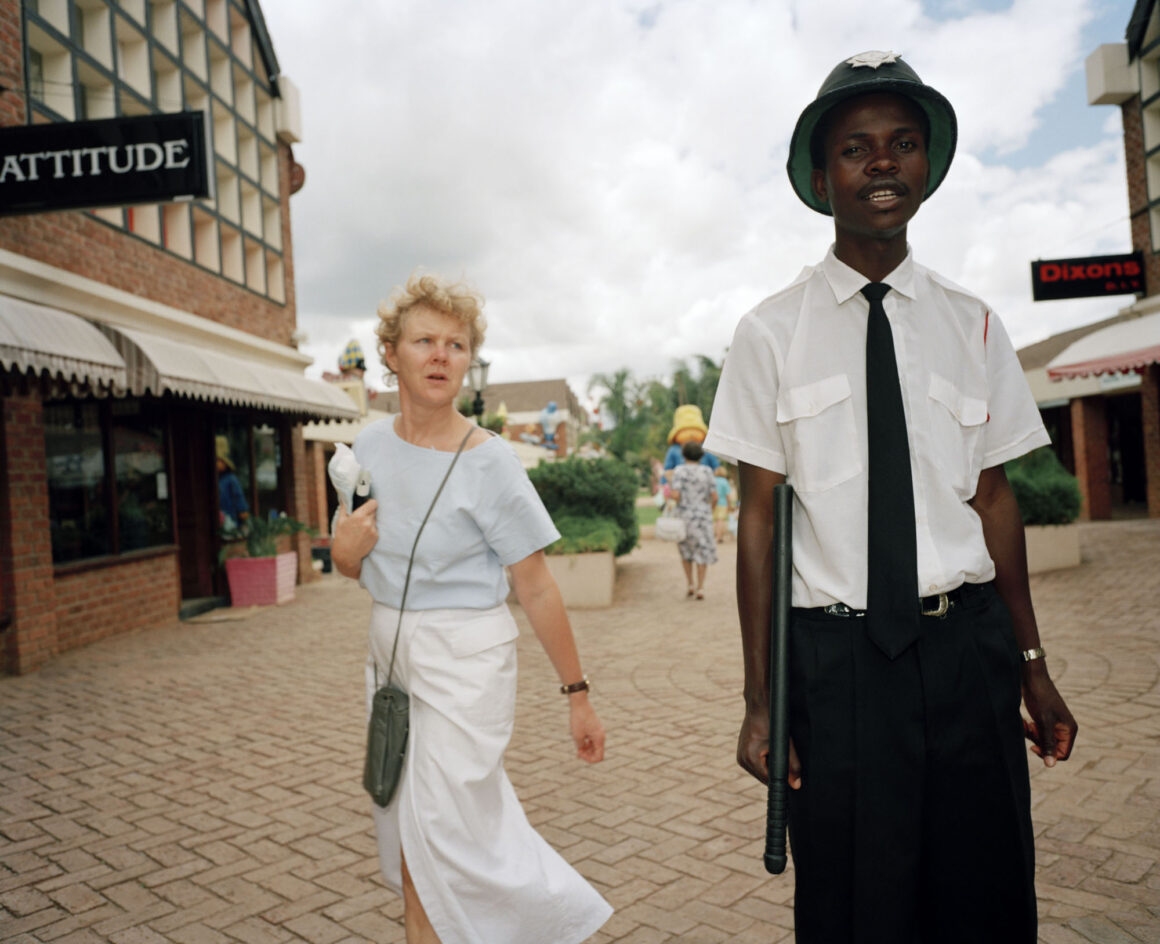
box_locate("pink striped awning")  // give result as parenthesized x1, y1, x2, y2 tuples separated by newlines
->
(1047, 343, 1160, 379)
(1047, 312, 1160, 380)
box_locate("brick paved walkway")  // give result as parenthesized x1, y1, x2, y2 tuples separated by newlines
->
(2, 519, 1158, 942)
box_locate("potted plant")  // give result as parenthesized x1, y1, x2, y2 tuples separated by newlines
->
(219, 513, 313, 607)
(1005, 447, 1082, 574)
(527, 457, 639, 607)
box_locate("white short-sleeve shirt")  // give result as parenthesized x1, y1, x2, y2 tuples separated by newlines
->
(353, 419, 560, 610)
(704, 246, 1049, 610)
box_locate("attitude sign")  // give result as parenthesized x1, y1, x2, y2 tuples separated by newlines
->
(1030, 252, 1144, 301)
(0, 111, 212, 216)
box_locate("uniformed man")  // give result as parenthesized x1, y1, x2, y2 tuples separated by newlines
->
(705, 51, 1077, 942)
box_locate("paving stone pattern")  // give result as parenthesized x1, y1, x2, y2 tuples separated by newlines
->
(2, 519, 1158, 942)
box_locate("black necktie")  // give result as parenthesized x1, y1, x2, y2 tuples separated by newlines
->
(862, 282, 920, 658)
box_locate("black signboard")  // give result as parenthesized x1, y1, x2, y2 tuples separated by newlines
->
(0, 111, 212, 216)
(1031, 252, 1144, 301)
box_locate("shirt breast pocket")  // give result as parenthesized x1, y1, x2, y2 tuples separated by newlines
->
(927, 372, 988, 498)
(776, 374, 862, 493)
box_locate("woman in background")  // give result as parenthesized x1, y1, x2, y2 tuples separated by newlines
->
(669, 440, 719, 599)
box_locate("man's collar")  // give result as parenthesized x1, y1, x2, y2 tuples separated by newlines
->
(821, 246, 917, 303)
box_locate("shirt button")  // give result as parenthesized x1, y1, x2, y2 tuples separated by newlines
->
(928, 584, 937, 592)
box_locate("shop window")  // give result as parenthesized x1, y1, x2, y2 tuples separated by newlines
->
(214, 419, 287, 530)
(45, 399, 174, 564)
(113, 401, 172, 551)
(45, 402, 110, 563)
(215, 420, 252, 531)
(253, 424, 283, 520)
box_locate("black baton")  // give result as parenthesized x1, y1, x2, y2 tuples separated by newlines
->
(763, 482, 793, 875)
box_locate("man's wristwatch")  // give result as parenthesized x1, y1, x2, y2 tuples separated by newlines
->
(560, 676, 590, 695)
(1021, 646, 1046, 663)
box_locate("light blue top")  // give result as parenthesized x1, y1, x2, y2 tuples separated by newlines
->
(353, 418, 560, 610)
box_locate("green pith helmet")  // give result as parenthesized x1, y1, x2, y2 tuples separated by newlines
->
(786, 50, 957, 216)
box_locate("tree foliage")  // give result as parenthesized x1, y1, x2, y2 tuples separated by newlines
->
(586, 354, 725, 477)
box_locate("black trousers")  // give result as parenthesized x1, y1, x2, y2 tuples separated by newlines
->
(786, 583, 1036, 944)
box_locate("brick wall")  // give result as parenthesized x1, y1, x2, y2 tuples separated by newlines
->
(0, 389, 59, 674)
(287, 423, 315, 585)
(0, 207, 297, 345)
(54, 551, 180, 652)
(303, 440, 329, 537)
(0, 2, 24, 128)
(1121, 98, 1159, 297)
(1071, 396, 1111, 520)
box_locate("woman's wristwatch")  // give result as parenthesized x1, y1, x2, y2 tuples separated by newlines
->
(560, 676, 590, 695)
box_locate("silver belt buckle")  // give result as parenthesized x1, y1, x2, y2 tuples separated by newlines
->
(922, 592, 949, 618)
(823, 602, 864, 618)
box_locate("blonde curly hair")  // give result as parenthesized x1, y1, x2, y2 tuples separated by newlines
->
(375, 271, 487, 379)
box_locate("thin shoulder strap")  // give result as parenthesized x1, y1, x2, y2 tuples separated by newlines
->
(379, 424, 475, 686)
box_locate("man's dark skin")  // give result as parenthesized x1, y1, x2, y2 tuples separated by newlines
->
(736, 91, 1077, 788)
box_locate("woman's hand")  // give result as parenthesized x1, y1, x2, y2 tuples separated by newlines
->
(331, 501, 379, 579)
(569, 693, 605, 763)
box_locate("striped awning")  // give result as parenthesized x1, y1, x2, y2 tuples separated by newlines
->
(98, 324, 360, 420)
(1047, 312, 1160, 380)
(0, 296, 127, 392)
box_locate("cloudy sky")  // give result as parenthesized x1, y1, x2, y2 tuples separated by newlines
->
(261, 0, 1137, 405)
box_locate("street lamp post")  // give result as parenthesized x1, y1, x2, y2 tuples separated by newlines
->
(468, 357, 490, 423)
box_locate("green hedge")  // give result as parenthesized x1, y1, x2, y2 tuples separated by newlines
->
(528, 457, 639, 556)
(1005, 446, 1081, 526)
(545, 514, 621, 555)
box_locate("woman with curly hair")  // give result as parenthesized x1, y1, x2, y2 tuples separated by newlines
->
(331, 270, 611, 943)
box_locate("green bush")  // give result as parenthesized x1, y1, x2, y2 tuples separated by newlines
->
(545, 514, 621, 555)
(528, 457, 639, 556)
(1005, 447, 1081, 526)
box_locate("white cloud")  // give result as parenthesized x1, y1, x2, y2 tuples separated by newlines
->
(260, 0, 1131, 395)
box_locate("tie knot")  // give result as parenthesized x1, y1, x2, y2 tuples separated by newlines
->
(861, 282, 891, 304)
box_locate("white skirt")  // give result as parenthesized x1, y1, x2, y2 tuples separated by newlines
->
(366, 602, 613, 944)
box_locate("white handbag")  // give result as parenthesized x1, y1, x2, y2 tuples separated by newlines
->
(655, 503, 687, 542)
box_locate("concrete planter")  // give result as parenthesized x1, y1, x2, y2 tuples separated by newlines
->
(545, 550, 616, 608)
(1024, 524, 1081, 575)
(224, 552, 298, 606)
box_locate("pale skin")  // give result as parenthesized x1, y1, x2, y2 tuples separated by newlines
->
(331, 305, 604, 944)
(736, 91, 1076, 790)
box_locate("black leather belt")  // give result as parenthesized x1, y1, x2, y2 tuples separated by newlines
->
(801, 584, 982, 620)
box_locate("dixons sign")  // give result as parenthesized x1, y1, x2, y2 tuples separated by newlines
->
(0, 111, 212, 216)
(1030, 252, 1144, 301)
